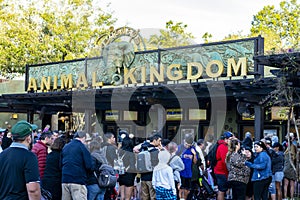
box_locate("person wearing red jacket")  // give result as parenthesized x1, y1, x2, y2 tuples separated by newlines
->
(32, 131, 52, 180)
(214, 131, 233, 200)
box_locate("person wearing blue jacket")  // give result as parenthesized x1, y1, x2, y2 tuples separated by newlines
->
(61, 131, 93, 200)
(245, 140, 272, 200)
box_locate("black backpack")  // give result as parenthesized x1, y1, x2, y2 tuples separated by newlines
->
(206, 142, 219, 168)
(95, 164, 117, 188)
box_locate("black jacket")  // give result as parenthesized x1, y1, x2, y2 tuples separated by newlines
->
(101, 142, 118, 167)
(1, 136, 12, 150)
(42, 150, 62, 200)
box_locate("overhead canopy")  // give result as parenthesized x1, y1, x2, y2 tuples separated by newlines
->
(254, 52, 300, 68)
(0, 77, 279, 115)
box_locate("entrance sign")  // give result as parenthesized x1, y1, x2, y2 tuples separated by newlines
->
(26, 29, 260, 92)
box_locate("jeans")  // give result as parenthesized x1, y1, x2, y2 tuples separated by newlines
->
(87, 184, 106, 200)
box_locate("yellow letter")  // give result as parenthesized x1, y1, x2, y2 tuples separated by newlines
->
(150, 66, 164, 83)
(206, 60, 224, 78)
(124, 68, 137, 84)
(40, 76, 51, 91)
(141, 67, 146, 84)
(61, 74, 73, 89)
(92, 72, 103, 87)
(227, 57, 247, 77)
(53, 75, 58, 90)
(187, 62, 203, 80)
(27, 78, 37, 91)
(76, 73, 88, 89)
(167, 64, 182, 81)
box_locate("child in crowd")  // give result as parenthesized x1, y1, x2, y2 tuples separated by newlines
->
(152, 150, 176, 200)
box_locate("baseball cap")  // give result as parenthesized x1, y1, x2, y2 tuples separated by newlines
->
(11, 121, 33, 138)
(31, 124, 38, 131)
(223, 131, 233, 139)
(0, 128, 6, 132)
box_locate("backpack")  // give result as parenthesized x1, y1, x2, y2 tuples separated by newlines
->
(206, 142, 219, 168)
(136, 147, 154, 173)
(114, 150, 126, 175)
(95, 164, 117, 188)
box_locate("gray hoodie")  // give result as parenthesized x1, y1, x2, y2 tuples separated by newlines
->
(169, 154, 185, 185)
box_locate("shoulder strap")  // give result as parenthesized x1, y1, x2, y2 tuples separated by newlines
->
(120, 151, 126, 160)
(147, 146, 155, 152)
(102, 145, 108, 155)
(168, 155, 176, 165)
(177, 144, 186, 157)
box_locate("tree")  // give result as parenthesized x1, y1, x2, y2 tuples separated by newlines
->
(259, 55, 300, 175)
(146, 20, 195, 49)
(0, 0, 115, 78)
(250, 0, 300, 52)
(222, 31, 248, 41)
(202, 32, 212, 43)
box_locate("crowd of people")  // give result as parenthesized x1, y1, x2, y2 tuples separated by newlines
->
(0, 120, 299, 200)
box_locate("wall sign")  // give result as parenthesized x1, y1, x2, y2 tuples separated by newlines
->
(105, 110, 119, 121)
(26, 32, 260, 92)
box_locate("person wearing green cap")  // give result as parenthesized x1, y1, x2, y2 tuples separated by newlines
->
(0, 121, 41, 199)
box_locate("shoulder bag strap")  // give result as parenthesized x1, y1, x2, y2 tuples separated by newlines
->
(168, 155, 177, 165)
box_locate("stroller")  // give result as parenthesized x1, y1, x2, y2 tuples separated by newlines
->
(198, 174, 215, 199)
(187, 168, 216, 200)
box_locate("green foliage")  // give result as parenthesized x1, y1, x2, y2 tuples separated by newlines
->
(202, 32, 212, 43)
(222, 31, 248, 41)
(0, 0, 115, 78)
(146, 20, 195, 49)
(250, 0, 300, 52)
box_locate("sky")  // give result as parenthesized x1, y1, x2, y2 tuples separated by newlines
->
(100, 0, 281, 43)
